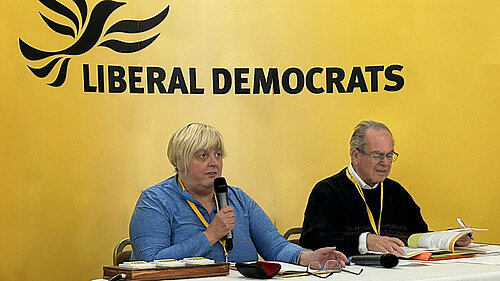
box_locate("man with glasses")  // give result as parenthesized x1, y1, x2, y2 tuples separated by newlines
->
(300, 120, 432, 257)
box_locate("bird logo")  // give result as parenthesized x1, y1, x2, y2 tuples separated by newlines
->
(19, 0, 170, 87)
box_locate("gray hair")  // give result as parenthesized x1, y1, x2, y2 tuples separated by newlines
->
(167, 123, 227, 173)
(349, 120, 392, 151)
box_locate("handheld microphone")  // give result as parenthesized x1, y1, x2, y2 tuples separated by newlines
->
(349, 254, 398, 268)
(214, 177, 233, 251)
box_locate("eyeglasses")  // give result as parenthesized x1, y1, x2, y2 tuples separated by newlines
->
(356, 148, 399, 162)
(307, 260, 340, 278)
(279, 260, 363, 278)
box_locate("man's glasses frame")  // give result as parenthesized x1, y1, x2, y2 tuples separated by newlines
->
(356, 148, 399, 162)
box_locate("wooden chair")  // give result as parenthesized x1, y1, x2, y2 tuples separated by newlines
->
(113, 238, 132, 266)
(283, 227, 302, 245)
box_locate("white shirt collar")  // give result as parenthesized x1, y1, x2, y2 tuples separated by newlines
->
(348, 163, 379, 190)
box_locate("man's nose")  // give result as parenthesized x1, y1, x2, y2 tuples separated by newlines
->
(379, 157, 390, 165)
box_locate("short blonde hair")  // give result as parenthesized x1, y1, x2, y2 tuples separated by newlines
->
(167, 123, 227, 172)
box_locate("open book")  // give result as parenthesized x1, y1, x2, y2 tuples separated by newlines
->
(402, 228, 487, 260)
(407, 228, 483, 251)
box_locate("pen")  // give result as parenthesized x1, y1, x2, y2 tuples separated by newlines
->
(457, 217, 473, 239)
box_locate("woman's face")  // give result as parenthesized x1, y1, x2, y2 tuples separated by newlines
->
(181, 149, 223, 192)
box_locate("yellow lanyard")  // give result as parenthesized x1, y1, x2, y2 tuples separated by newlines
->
(177, 177, 228, 259)
(346, 168, 383, 235)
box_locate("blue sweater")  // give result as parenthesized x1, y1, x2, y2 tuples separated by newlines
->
(129, 175, 303, 263)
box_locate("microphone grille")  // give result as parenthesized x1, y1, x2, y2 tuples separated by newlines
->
(380, 254, 399, 268)
(214, 177, 227, 193)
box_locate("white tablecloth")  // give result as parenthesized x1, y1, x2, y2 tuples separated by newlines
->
(93, 255, 500, 281)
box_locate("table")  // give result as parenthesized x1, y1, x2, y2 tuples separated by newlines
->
(93, 255, 500, 281)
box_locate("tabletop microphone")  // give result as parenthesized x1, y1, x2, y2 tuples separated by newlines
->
(214, 177, 233, 251)
(349, 253, 399, 268)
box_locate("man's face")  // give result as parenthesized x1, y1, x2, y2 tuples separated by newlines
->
(352, 129, 394, 186)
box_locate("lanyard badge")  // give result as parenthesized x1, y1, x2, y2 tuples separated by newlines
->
(178, 176, 228, 260)
(346, 168, 383, 235)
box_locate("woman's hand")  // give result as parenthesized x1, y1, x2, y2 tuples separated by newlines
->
(298, 247, 348, 268)
(204, 206, 235, 245)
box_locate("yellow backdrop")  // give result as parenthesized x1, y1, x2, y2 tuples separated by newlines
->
(1, 0, 499, 280)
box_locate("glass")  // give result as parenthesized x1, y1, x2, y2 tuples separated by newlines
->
(279, 260, 363, 278)
(307, 260, 340, 278)
(356, 148, 399, 162)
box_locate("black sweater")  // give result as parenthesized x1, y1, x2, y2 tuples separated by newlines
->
(300, 168, 429, 257)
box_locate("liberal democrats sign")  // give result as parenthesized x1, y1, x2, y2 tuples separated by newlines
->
(19, 0, 404, 95)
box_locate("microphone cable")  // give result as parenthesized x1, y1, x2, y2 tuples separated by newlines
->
(109, 273, 126, 281)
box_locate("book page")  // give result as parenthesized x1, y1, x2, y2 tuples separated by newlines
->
(455, 243, 500, 254)
(402, 247, 436, 258)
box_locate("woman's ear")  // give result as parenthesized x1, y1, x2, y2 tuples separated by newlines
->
(175, 162, 187, 174)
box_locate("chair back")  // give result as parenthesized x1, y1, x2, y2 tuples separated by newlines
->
(113, 238, 132, 265)
(283, 227, 302, 245)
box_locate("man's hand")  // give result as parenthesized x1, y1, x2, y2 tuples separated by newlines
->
(204, 206, 235, 245)
(455, 234, 472, 247)
(298, 247, 348, 268)
(366, 234, 405, 256)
